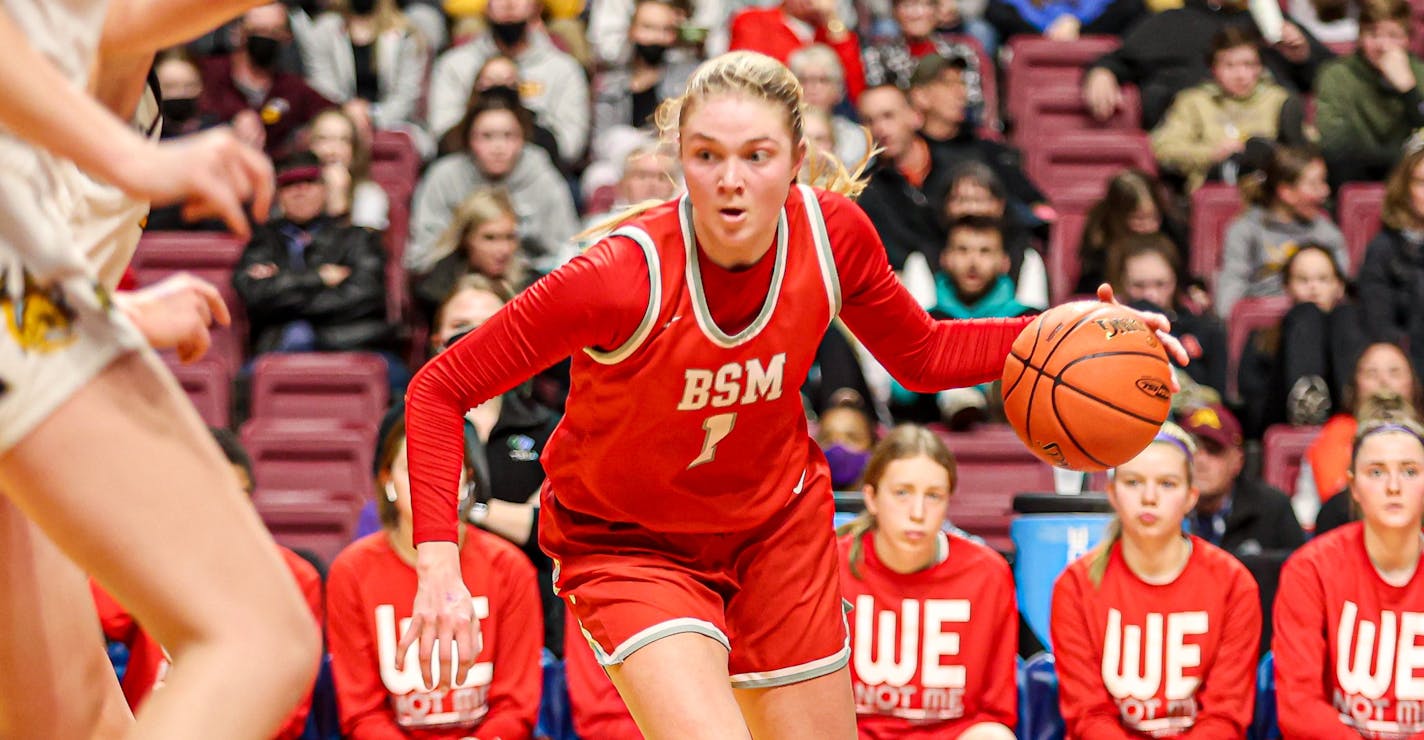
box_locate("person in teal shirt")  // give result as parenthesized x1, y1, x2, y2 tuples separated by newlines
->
(889, 215, 1037, 425)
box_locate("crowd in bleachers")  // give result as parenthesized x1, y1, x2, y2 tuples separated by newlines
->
(110, 0, 1424, 735)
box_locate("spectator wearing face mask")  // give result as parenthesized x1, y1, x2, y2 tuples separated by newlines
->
(592, 0, 698, 150)
(148, 48, 228, 231)
(154, 48, 221, 140)
(199, 2, 338, 157)
(426, 0, 590, 166)
(816, 400, 878, 489)
(438, 55, 563, 170)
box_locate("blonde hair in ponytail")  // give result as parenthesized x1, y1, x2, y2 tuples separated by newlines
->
(1088, 421, 1197, 587)
(578, 51, 876, 242)
(835, 425, 957, 580)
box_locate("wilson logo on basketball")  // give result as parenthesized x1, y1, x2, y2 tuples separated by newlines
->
(1135, 378, 1170, 400)
(1093, 317, 1147, 339)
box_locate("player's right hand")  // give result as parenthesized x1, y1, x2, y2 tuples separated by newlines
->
(399, 541, 483, 690)
(117, 128, 273, 239)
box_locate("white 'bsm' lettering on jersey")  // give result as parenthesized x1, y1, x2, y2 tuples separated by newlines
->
(376, 598, 494, 729)
(851, 595, 970, 720)
(676, 353, 786, 411)
(1101, 608, 1208, 737)
(1331, 601, 1424, 738)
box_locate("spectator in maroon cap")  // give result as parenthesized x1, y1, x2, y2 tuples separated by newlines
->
(1180, 404, 1305, 558)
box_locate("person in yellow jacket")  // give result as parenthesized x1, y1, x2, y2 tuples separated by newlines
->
(1151, 26, 1307, 191)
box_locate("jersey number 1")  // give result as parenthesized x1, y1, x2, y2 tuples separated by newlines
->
(689, 413, 736, 469)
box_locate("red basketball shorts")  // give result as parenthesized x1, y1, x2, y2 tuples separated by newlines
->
(541, 469, 849, 689)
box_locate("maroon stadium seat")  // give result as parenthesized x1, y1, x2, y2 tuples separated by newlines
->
(938, 426, 1056, 551)
(1004, 36, 1121, 126)
(132, 231, 247, 373)
(251, 352, 390, 424)
(1025, 131, 1155, 200)
(1262, 423, 1322, 496)
(255, 490, 363, 566)
(1046, 192, 1100, 303)
(162, 355, 232, 428)
(240, 418, 377, 497)
(370, 130, 420, 205)
(1189, 183, 1244, 288)
(1337, 182, 1386, 272)
(1012, 84, 1140, 149)
(1225, 295, 1292, 401)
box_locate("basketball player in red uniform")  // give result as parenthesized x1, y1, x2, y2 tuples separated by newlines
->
(1274, 418, 1424, 740)
(401, 51, 1191, 738)
(1052, 423, 1261, 739)
(0, 1, 320, 737)
(837, 425, 1017, 739)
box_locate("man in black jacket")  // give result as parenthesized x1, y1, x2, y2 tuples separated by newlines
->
(232, 152, 393, 358)
(1081, 0, 1334, 129)
(1181, 403, 1306, 556)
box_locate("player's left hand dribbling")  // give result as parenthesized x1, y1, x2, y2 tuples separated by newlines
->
(115, 273, 231, 363)
(1093, 284, 1190, 389)
(400, 541, 483, 690)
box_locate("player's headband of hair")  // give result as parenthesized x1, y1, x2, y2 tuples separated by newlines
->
(1151, 431, 1195, 464)
(1357, 421, 1424, 445)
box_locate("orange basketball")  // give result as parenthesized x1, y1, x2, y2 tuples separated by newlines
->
(1001, 302, 1173, 472)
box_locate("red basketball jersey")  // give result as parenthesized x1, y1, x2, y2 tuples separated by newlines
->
(542, 184, 840, 533)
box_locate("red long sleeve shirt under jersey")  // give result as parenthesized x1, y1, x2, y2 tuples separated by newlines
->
(90, 546, 323, 740)
(326, 527, 542, 740)
(1274, 522, 1424, 740)
(727, 6, 867, 101)
(839, 530, 1018, 739)
(1050, 537, 1261, 739)
(406, 187, 1029, 544)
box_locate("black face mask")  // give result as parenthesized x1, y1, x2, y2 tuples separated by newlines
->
(349, 0, 377, 14)
(245, 34, 283, 69)
(161, 97, 198, 123)
(633, 42, 669, 66)
(488, 19, 527, 47)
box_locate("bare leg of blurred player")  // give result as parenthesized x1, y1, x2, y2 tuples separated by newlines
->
(0, 501, 133, 738)
(0, 351, 320, 739)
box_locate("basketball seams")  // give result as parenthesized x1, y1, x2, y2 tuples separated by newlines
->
(1049, 377, 1113, 469)
(1017, 351, 1171, 426)
(1017, 305, 1108, 445)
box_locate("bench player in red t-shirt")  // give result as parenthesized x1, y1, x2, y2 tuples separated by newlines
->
(401, 50, 1190, 739)
(837, 425, 1018, 739)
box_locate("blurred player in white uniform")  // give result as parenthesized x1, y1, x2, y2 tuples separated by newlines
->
(0, 1, 321, 737)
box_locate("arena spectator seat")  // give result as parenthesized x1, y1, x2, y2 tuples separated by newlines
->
(161, 355, 232, 429)
(369, 129, 421, 206)
(132, 231, 247, 373)
(1189, 182, 1244, 288)
(254, 490, 362, 566)
(1012, 84, 1140, 149)
(1262, 423, 1322, 496)
(1019, 651, 1066, 740)
(251, 352, 389, 424)
(937, 426, 1057, 551)
(1004, 36, 1121, 127)
(1025, 131, 1155, 200)
(240, 418, 376, 496)
(1337, 182, 1386, 271)
(1226, 295, 1293, 401)
(1046, 192, 1101, 303)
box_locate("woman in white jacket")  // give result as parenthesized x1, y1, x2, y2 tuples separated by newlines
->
(301, 0, 429, 141)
